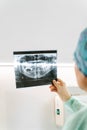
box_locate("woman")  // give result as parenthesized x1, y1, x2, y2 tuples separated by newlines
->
(49, 28, 87, 130)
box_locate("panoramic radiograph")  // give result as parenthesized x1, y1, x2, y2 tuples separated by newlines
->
(13, 50, 57, 88)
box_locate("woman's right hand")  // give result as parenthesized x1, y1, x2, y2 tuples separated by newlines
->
(49, 78, 71, 102)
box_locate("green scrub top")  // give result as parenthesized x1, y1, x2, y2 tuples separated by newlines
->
(63, 96, 87, 130)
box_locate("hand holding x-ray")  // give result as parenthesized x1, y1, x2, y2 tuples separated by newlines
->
(49, 78, 71, 102)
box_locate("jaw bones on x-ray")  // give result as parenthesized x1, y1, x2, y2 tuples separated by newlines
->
(13, 50, 57, 88)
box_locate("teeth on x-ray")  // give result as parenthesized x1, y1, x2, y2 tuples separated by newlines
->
(13, 50, 57, 88)
(20, 62, 55, 79)
(18, 54, 56, 79)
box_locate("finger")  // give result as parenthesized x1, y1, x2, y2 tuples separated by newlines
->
(51, 90, 57, 92)
(50, 87, 57, 92)
(49, 85, 57, 89)
(49, 85, 57, 90)
(57, 78, 65, 85)
(53, 80, 60, 85)
(49, 85, 55, 88)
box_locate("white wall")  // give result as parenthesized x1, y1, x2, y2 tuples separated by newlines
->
(0, 64, 58, 130)
(0, 0, 87, 63)
(1, 64, 87, 130)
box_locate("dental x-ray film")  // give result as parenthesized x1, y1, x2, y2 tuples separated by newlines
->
(13, 50, 57, 88)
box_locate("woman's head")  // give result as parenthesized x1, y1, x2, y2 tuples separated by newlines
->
(74, 28, 87, 91)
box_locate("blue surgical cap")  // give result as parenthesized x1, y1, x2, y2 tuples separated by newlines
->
(74, 28, 87, 76)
